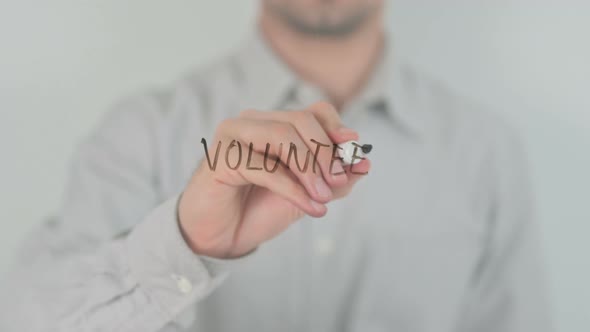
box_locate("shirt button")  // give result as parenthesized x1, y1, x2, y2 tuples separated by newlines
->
(315, 237, 334, 257)
(171, 274, 193, 294)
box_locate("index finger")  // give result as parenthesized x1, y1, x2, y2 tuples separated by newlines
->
(305, 101, 359, 143)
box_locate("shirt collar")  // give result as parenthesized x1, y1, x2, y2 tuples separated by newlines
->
(234, 28, 426, 137)
(234, 29, 298, 111)
(350, 36, 427, 137)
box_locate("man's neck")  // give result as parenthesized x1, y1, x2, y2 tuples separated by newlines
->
(259, 13, 385, 110)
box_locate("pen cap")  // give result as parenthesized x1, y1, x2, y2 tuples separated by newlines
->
(337, 140, 366, 165)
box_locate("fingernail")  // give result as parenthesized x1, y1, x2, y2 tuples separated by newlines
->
(314, 177, 332, 199)
(338, 127, 357, 136)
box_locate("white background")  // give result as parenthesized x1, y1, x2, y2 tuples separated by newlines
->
(0, 1, 588, 331)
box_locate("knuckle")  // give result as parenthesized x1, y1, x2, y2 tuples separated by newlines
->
(271, 121, 295, 138)
(309, 101, 341, 128)
(294, 110, 316, 124)
(217, 118, 233, 133)
(313, 101, 337, 114)
(314, 100, 334, 110)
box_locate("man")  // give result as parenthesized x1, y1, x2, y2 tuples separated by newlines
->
(0, 1, 551, 331)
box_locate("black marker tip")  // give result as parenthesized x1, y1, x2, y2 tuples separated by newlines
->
(361, 144, 373, 154)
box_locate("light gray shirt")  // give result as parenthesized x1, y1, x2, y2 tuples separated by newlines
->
(0, 31, 551, 332)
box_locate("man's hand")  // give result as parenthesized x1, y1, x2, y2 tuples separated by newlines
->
(178, 102, 371, 258)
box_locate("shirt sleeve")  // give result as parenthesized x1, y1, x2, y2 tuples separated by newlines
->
(0, 94, 243, 332)
(456, 120, 553, 332)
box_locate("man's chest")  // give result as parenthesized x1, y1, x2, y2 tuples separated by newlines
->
(164, 108, 488, 331)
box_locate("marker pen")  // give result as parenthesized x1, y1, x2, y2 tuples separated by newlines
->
(337, 140, 372, 165)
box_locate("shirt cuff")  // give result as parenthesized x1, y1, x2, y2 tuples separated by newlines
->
(125, 194, 255, 319)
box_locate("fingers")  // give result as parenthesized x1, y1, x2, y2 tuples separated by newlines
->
(239, 109, 348, 187)
(214, 119, 333, 204)
(208, 102, 370, 213)
(306, 101, 359, 143)
(303, 102, 372, 199)
(235, 151, 328, 218)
